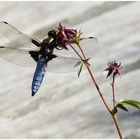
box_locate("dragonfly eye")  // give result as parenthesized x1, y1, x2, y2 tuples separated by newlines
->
(48, 30, 56, 38)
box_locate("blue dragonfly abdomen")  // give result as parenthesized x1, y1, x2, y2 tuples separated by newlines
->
(32, 56, 46, 96)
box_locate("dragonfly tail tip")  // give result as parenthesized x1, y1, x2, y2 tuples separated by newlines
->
(32, 92, 36, 96)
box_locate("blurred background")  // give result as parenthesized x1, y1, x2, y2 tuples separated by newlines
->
(0, 1, 140, 138)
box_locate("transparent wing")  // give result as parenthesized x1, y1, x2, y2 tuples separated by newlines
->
(46, 55, 82, 73)
(49, 37, 98, 72)
(0, 21, 94, 72)
(0, 21, 41, 50)
(0, 46, 82, 72)
(54, 37, 99, 57)
(0, 48, 37, 67)
(0, 21, 40, 66)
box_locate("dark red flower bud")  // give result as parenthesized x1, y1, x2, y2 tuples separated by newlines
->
(105, 61, 122, 78)
(56, 23, 82, 49)
(64, 28, 77, 39)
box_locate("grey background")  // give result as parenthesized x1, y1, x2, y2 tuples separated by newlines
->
(0, 1, 140, 138)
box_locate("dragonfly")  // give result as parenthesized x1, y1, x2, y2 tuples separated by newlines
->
(0, 21, 98, 96)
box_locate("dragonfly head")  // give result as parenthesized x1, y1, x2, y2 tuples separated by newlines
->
(48, 30, 57, 38)
(42, 30, 57, 46)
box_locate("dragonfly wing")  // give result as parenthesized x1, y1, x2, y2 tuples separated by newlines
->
(53, 37, 98, 57)
(0, 21, 41, 50)
(0, 47, 37, 67)
(78, 37, 98, 55)
(46, 37, 97, 72)
(0, 21, 40, 67)
(46, 54, 83, 73)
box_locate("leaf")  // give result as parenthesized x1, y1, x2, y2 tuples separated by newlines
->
(78, 62, 84, 77)
(74, 60, 84, 77)
(84, 57, 91, 66)
(75, 58, 91, 77)
(74, 61, 82, 67)
(116, 104, 128, 112)
(117, 100, 140, 110)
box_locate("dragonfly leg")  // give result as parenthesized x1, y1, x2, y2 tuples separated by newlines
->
(29, 51, 39, 62)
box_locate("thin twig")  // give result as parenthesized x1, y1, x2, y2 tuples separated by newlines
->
(69, 42, 123, 139)
(68, 44, 83, 60)
(112, 115, 123, 139)
(111, 75, 116, 109)
(69, 43, 111, 113)
(111, 75, 123, 139)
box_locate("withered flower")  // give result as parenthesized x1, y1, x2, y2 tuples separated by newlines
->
(105, 61, 122, 78)
(56, 23, 82, 49)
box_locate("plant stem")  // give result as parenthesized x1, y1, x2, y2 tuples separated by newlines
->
(69, 44, 83, 60)
(76, 43, 111, 112)
(86, 62, 123, 139)
(85, 64, 111, 113)
(69, 42, 123, 139)
(112, 115, 123, 139)
(111, 75, 116, 109)
(111, 75, 123, 139)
